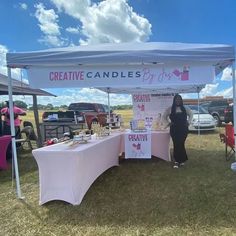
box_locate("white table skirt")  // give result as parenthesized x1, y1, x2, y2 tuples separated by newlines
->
(32, 132, 122, 205)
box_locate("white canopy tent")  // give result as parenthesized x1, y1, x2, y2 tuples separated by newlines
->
(5, 41, 235, 198)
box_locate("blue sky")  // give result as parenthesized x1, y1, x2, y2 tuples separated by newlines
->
(0, 0, 235, 106)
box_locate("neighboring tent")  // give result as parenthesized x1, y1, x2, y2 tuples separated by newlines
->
(0, 73, 55, 96)
(5, 41, 235, 199)
(0, 73, 56, 147)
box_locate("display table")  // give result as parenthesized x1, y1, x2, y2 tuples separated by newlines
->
(0, 135, 11, 170)
(33, 130, 170, 205)
(120, 130, 171, 161)
(32, 132, 122, 205)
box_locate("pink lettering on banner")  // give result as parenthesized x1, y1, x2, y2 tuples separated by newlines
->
(172, 69, 181, 77)
(133, 94, 150, 102)
(141, 66, 190, 84)
(142, 68, 155, 84)
(137, 104, 145, 111)
(128, 134, 148, 142)
(142, 67, 173, 84)
(172, 66, 189, 81)
(158, 70, 172, 82)
(181, 66, 189, 81)
(49, 71, 84, 81)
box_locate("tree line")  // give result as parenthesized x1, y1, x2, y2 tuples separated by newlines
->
(0, 101, 132, 111)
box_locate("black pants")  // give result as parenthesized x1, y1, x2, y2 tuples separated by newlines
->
(170, 126, 188, 163)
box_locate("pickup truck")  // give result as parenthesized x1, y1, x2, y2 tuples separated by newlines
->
(200, 100, 233, 126)
(42, 102, 121, 129)
(68, 102, 120, 129)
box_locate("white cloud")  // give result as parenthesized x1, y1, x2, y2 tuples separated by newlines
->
(221, 67, 233, 81)
(199, 83, 219, 97)
(181, 93, 197, 99)
(2, 0, 150, 106)
(0, 44, 8, 76)
(38, 35, 63, 47)
(51, 0, 152, 45)
(34, 88, 132, 106)
(34, 0, 151, 46)
(215, 87, 232, 98)
(0, 44, 22, 79)
(34, 3, 65, 47)
(198, 83, 233, 99)
(66, 27, 80, 34)
(51, 0, 90, 18)
(19, 3, 28, 10)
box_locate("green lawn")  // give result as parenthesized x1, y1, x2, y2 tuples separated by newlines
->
(1, 111, 236, 236)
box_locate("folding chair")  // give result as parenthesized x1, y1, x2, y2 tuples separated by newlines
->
(16, 126, 37, 150)
(23, 121, 34, 128)
(219, 124, 235, 161)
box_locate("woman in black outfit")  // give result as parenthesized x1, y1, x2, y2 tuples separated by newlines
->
(163, 94, 193, 168)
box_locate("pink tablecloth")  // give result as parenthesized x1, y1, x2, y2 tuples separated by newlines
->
(0, 135, 11, 169)
(32, 132, 122, 205)
(32, 131, 170, 206)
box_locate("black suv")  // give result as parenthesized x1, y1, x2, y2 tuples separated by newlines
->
(200, 100, 233, 126)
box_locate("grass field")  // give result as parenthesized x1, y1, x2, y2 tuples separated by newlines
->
(1, 110, 236, 236)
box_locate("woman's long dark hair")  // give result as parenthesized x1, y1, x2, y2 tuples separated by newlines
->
(170, 94, 187, 116)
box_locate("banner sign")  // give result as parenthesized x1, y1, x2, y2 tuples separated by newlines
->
(132, 94, 173, 128)
(27, 64, 214, 88)
(125, 131, 151, 159)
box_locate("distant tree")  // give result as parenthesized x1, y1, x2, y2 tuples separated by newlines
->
(36, 104, 46, 110)
(112, 104, 132, 110)
(46, 103, 54, 110)
(14, 100, 28, 109)
(60, 105, 68, 110)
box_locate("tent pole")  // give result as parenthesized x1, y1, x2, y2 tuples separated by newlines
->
(197, 88, 200, 137)
(197, 87, 201, 147)
(107, 87, 111, 129)
(7, 67, 23, 199)
(33, 95, 43, 147)
(232, 62, 236, 161)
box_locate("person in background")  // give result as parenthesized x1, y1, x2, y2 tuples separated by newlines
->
(162, 94, 193, 168)
(1, 101, 26, 138)
(0, 111, 2, 136)
(1, 101, 26, 159)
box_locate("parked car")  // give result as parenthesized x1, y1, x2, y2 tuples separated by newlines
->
(186, 105, 217, 131)
(200, 100, 233, 126)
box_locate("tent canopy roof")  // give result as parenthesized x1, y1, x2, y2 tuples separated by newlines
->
(6, 41, 235, 75)
(6, 41, 235, 94)
(0, 73, 56, 96)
